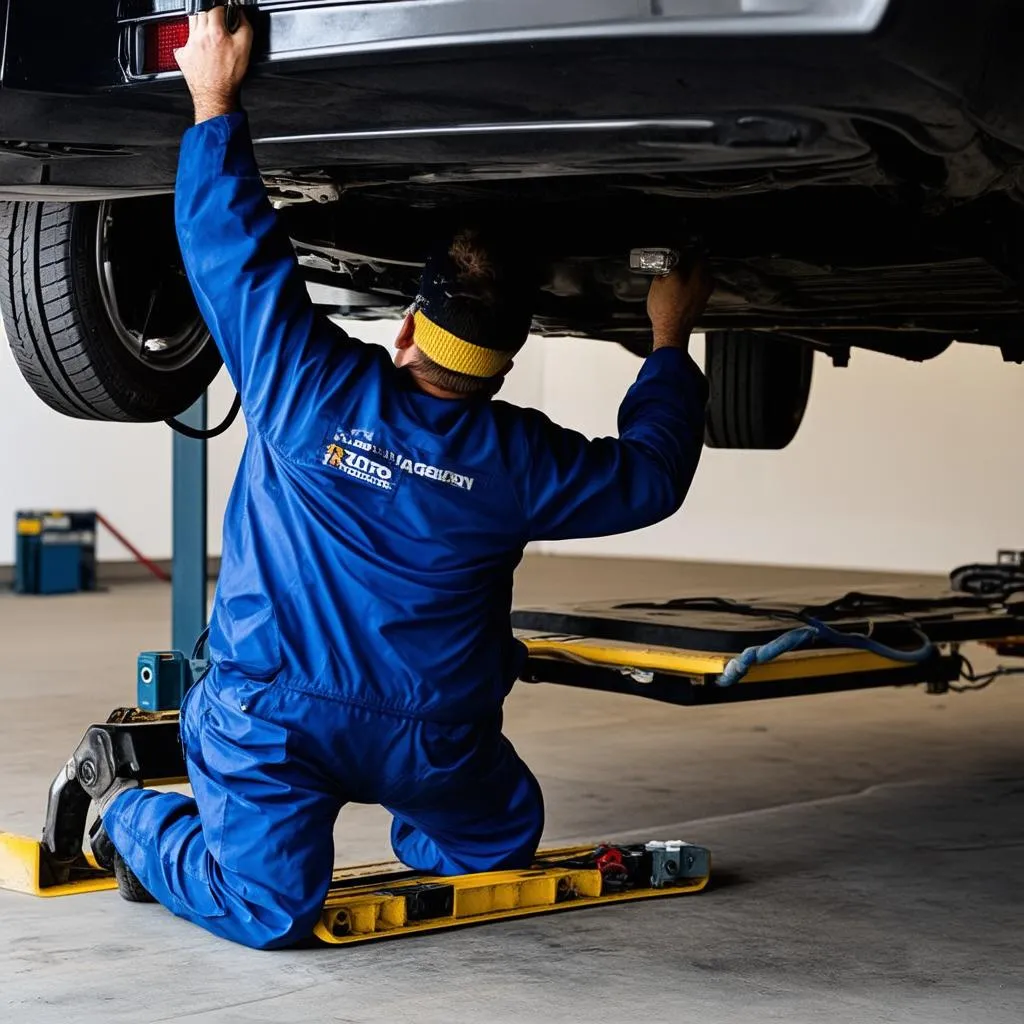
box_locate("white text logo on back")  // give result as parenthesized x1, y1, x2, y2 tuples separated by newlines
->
(323, 430, 475, 492)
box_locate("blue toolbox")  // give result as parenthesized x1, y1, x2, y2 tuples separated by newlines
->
(14, 510, 97, 595)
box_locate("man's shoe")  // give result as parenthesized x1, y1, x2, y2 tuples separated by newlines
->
(88, 816, 116, 871)
(112, 855, 157, 904)
(88, 818, 156, 904)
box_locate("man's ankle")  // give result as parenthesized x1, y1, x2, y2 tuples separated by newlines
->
(95, 777, 141, 817)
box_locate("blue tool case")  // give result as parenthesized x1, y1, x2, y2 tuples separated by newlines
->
(14, 510, 97, 595)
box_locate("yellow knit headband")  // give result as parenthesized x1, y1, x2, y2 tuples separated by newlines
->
(413, 310, 515, 379)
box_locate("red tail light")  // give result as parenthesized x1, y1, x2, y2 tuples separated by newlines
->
(143, 18, 190, 75)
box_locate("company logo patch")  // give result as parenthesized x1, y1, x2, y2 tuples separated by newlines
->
(323, 442, 395, 491)
(322, 430, 476, 493)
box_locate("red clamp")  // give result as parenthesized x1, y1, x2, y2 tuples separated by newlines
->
(593, 845, 628, 879)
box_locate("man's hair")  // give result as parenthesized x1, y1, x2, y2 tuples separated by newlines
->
(412, 228, 510, 396)
(449, 230, 498, 294)
(410, 350, 503, 396)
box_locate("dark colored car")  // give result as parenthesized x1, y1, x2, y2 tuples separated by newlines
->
(2, 1, 1022, 447)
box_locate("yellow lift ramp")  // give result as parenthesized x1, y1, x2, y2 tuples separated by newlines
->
(314, 842, 709, 946)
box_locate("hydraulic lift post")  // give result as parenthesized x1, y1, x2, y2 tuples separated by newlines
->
(171, 393, 208, 654)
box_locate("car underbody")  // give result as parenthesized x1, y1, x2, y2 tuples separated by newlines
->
(2, 0, 1024, 431)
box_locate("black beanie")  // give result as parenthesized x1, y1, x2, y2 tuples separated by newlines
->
(413, 234, 537, 379)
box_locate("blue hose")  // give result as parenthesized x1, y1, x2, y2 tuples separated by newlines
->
(716, 616, 935, 687)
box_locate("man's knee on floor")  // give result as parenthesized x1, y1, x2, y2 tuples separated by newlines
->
(196, 857, 331, 951)
(499, 815, 544, 870)
(232, 890, 325, 951)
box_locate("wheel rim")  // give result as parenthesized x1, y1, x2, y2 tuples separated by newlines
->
(95, 198, 209, 372)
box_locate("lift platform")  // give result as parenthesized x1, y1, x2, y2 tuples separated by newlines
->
(513, 581, 1024, 704)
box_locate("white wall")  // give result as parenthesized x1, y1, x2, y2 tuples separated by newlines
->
(538, 337, 1024, 573)
(2, 324, 1022, 573)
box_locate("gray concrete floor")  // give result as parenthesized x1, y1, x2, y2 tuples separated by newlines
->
(1, 556, 1023, 1023)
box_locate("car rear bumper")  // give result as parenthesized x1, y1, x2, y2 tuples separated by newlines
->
(120, 0, 891, 79)
(240, 0, 893, 54)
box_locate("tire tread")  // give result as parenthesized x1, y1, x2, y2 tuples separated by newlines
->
(1, 199, 219, 422)
(705, 330, 813, 450)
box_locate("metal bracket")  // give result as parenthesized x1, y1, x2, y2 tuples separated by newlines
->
(264, 176, 343, 208)
(40, 718, 186, 870)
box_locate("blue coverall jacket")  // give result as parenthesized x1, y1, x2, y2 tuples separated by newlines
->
(103, 112, 708, 949)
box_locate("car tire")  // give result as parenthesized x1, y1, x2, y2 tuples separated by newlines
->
(704, 330, 813, 450)
(0, 198, 220, 422)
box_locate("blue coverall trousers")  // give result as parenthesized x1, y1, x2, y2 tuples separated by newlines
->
(103, 669, 545, 949)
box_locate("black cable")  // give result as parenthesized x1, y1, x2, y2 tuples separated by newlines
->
(191, 626, 211, 662)
(165, 392, 242, 440)
(620, 596, 806, 622)
(951, 652, 1024, 692)
(619, 593, 935, 650)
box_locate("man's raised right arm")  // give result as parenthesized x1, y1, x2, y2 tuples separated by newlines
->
(174, 9, 358, 439)
(513, 261, 712, 541)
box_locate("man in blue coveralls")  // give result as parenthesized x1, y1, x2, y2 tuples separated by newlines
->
(77, 9, 712, 948)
